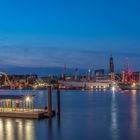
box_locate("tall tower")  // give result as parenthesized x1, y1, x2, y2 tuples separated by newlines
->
(74, 68, 78, 81)
(63, 64, 67, 80)
(109, 55, 114, 74)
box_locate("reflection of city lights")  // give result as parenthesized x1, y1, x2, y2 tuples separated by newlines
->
(132, 90, 137, 94)
(6, 119, 15, 140)
(111, 92, 118, 140)
(0, 118, 35, 140)
(25, 120, 35, 140)
(6, 119, 12, 126)
(0, 119, 4, 139)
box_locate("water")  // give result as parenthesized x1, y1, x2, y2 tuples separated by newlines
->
(0, 89, 140, 140)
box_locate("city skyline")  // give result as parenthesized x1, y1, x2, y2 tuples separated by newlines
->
(0, 0, 140, 70)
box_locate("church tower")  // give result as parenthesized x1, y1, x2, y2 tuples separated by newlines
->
(109, 55, 114, 74)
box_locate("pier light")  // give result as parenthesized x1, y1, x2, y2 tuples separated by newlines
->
(25, 96, 30, 102)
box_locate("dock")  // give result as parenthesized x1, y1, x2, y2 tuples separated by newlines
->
(0, 86, 60, 119)
(0, 109, 55, 119)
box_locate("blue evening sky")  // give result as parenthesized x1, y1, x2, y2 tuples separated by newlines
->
(0, 0, 140, 71)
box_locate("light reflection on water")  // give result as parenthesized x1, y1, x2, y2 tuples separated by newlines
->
(0, 118, 35, 140)
(111, 92, 119, 140)
(0, 90, 140, 140)
(131, 90, 139, 139)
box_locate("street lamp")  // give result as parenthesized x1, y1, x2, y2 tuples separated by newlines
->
(26, 96, 30, 102)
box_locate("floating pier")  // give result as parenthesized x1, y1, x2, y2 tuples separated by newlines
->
(0, 109, 55, 119)
(0, 86, 59, 119)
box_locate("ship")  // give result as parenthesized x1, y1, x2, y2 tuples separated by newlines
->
(58, 79, 112, 90)
(118, 83, 140, 90)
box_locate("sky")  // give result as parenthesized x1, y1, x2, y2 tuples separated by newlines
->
(0, 0, 140, 71)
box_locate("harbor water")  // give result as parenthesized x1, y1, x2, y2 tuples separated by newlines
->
(0, 89, 140, 140)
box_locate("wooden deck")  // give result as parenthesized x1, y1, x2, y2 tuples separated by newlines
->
(0, 108, 55, 119)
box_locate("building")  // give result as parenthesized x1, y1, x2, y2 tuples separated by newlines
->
(95, 69, 104, 77)
(133, 71, 140, 82)
(0, 95, 34, 110)
(109, 55, 114, 73)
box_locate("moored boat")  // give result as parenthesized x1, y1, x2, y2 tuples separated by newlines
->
(118, 83, 140, 90)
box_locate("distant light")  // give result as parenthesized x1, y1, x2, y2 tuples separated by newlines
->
(132, 83, 136, 88)
(112, 86, 116, 93)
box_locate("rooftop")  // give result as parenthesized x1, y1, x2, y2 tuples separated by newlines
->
(0, 94, 34, 100)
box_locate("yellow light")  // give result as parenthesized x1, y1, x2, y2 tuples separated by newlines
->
(132, 90, 136, 94)
(33, 85, 37, 89)
(112, 87, 115, 90)
(132, 83, 136, 88)
(26, 97, 30, 102)
(112, 86, 116, 93)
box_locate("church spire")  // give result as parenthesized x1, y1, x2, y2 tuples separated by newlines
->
(109, 55, 114, 73)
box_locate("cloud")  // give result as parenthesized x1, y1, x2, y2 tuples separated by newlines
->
(0, 40, 140, 71)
